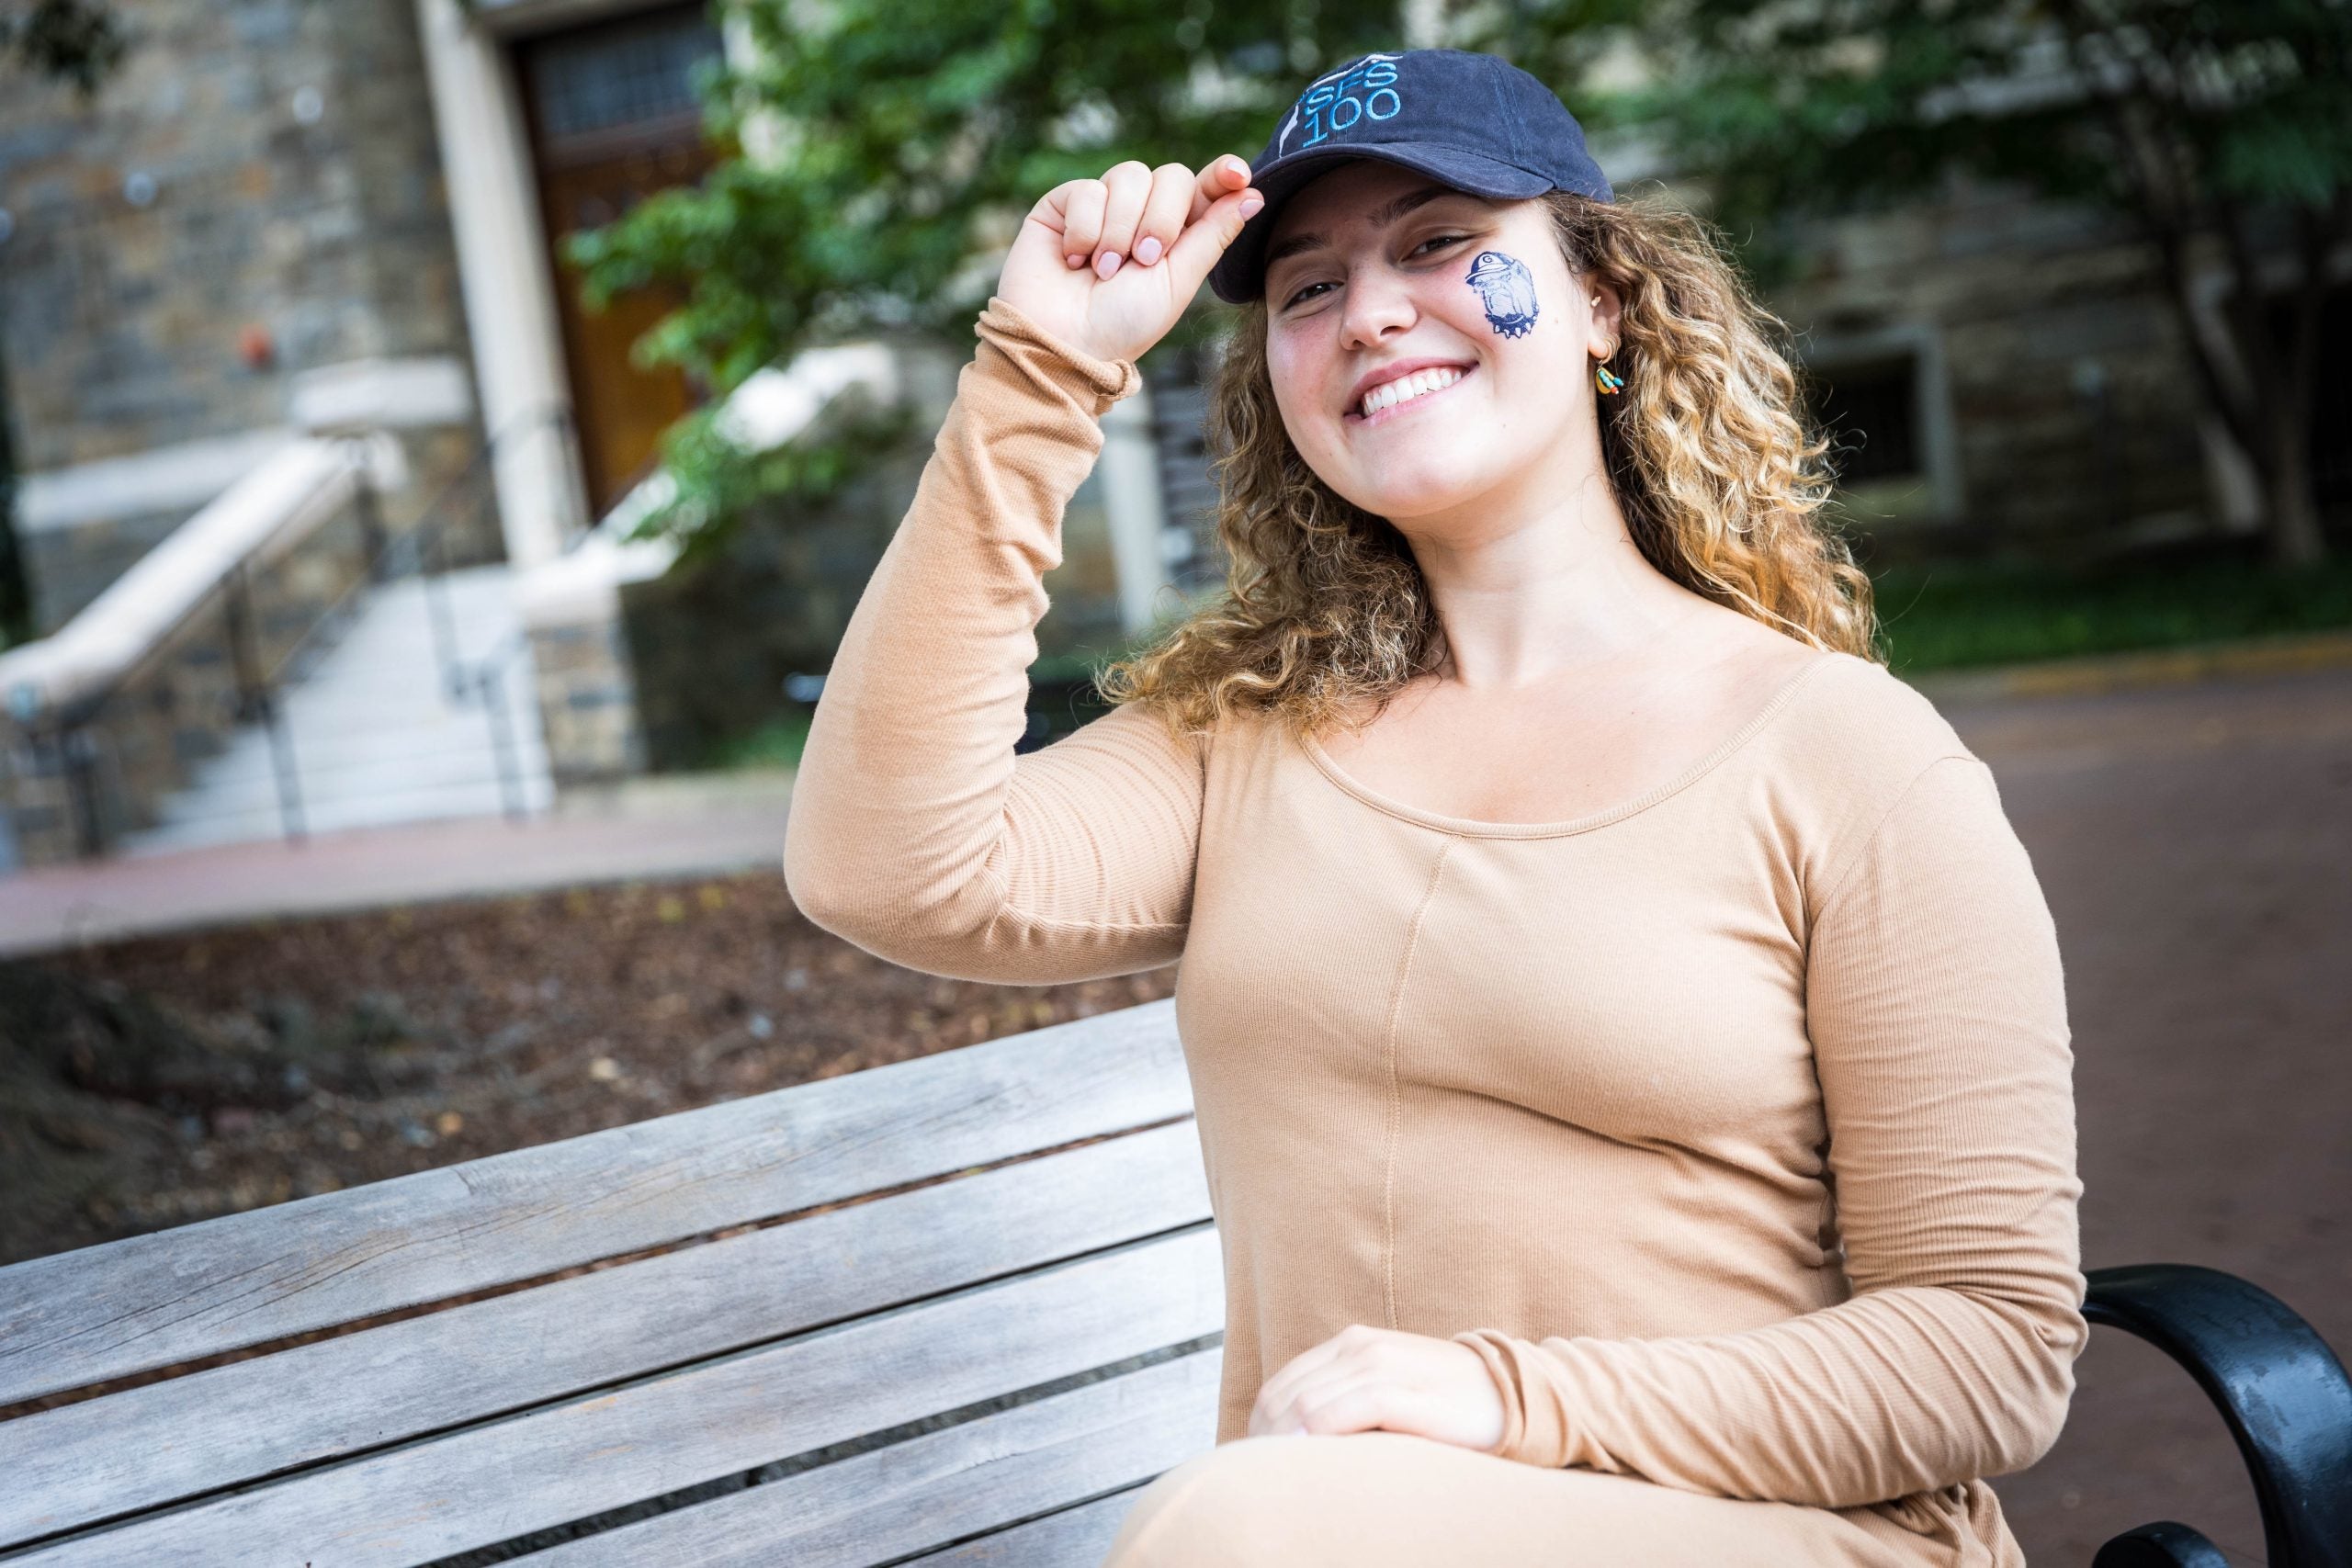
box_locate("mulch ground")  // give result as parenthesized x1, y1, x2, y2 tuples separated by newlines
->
(0, 869, 1177, 1269)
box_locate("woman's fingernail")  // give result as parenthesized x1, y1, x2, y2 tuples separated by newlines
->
(1067, 253, 1086, 269)
(1135, 235, 1162, 265)
(1095, 250, 1124, 279)
(1239, 194, 1264, 220)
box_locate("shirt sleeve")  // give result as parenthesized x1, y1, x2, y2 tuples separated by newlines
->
(1451, 753, 2089, 1509)
(780, 296, 1208, 986)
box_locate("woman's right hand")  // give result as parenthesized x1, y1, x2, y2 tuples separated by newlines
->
(994, 155, 1263, 367)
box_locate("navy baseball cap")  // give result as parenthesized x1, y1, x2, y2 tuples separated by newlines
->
(1207, 48, 1615, 305)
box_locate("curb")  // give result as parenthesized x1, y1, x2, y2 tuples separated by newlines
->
(550, 766, 796, 819)
(1906, 629, 2352, 705)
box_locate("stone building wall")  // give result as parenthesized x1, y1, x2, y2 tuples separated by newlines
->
(1753, 170, 2254, 566)
(19, 504, 191, 636)
(526, 614, 649, 787)
(0, 0, 493, 630)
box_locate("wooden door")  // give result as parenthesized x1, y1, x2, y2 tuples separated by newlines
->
(516, 5, 727, 520)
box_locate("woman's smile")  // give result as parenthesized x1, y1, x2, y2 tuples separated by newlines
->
(1344, 363, 1477, 429)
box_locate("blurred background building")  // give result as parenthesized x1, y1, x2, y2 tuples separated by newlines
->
(0, 0, 2344, 871)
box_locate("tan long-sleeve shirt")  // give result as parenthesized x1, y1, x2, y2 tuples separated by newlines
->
(782, 297, 2088, 1567)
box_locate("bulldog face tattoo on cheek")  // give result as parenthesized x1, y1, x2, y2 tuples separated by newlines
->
(1465, 250, 1540, 339)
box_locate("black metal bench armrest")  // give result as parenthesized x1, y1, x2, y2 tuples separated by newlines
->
(2084, 1261, 2352, 1568)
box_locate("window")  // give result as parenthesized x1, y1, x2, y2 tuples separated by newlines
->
(1794, 322, 1962, 525)
(521, 6, 722, 152)
(1803, 355, 1922, 486)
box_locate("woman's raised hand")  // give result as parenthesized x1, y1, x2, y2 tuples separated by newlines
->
(995, 155, 1263, 367)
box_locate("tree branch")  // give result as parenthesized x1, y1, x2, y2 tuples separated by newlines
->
(2046, 0, 2261, 456)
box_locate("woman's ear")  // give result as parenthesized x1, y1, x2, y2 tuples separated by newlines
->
(1583, 278, 1623, 361)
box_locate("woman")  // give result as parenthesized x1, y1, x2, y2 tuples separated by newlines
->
(782, 47, 2086, 1568)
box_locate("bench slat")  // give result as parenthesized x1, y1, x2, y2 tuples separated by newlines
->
(902, 1492, 1152, 1567)
(0, 1000, 1187, 1405)
(535, 1348, 1220, 1567)
(10, 1227, 1223, 1567)
(0, 1122, 1213, 1551)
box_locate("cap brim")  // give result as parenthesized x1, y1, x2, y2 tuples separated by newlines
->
(1206, 144, 1555, 306)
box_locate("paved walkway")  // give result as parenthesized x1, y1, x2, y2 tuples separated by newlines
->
(1933, 660, 2352, 1562)
(0, 770, 794, 957)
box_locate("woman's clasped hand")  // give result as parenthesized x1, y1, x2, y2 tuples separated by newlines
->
(993, 155, 1265, 367)
(1246, 1322, 1509, 1455)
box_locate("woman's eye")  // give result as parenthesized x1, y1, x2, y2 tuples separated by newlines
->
(1280, 236, 1469, 308)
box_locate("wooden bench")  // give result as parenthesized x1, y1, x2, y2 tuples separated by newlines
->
(1, 998, 2345, 1566)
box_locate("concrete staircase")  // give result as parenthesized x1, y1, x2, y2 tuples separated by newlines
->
(116, 564, 555, 856)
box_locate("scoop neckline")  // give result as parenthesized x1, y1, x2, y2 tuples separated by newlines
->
(1295, 649, 1845, 840)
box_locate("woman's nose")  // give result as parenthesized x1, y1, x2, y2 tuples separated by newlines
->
(1338, 267, 1418, 350)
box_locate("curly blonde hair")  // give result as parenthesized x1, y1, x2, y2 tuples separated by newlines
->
(1093, 187, 1881, 745)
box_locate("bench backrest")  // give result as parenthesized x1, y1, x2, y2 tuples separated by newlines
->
(0, 997, 1220, 1565)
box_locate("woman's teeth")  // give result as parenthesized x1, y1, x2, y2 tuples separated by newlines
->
(1359, 366, 1465, 419)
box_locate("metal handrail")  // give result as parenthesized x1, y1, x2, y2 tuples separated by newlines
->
(561, 445, 669, 556)
(465, 627, 535, 824)
(263, 402, 578, 704)
(31, 403, 578, 856)
(108, 622, 546, 844)
(8, 440, 381, 733)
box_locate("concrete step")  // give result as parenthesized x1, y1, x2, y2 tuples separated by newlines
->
(139, 756, 558, 829)
(177, 688, 546, 783)
(273, 670, 518, 705)
(155, 736, 548, 816)
(214, 701, 533, 743)
(122, 561, 559, 856)
(118, 773, 558, 857)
